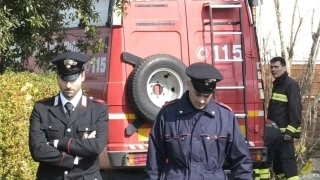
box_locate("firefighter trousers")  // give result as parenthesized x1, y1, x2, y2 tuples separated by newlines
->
(262, 125, 299, 180)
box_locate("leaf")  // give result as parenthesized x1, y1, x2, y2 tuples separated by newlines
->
(0, 71, 60, 179)
(300, 161, 313, 175)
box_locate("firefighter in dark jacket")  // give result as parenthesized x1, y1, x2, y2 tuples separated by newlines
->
(266, 56, 301, 180)
(29, 52, 108, 180)
(145, 62, 253, 180)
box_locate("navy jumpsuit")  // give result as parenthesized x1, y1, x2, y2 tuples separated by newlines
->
(145, 92, 253, 180)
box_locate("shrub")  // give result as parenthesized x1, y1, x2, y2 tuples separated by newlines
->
(0, 71, 59, 179)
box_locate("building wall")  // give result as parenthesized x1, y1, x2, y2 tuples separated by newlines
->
(291, 64, 320, 96)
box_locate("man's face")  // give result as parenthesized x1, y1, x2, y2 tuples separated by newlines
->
(57, 71, 85, 100)
(187, 81, 212, 109)
(270, 61, 286, 78)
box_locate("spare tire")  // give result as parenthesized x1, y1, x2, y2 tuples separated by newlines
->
(128, 54, 187, 122)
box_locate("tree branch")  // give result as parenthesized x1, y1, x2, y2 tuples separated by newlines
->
(273, 0, 287, 59)
(289, 0, 298, 48)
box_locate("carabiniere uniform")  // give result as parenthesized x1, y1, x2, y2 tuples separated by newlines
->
(29, 52, 108, 180)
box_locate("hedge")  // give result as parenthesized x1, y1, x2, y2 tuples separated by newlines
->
(0, 71, 59, 179)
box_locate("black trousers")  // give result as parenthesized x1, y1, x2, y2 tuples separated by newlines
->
(261, 125, 298, 178)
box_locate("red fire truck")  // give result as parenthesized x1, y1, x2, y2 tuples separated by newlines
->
(76, 0, 267, 179)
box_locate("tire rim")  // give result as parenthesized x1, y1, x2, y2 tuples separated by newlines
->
(146, 68, 184, 108)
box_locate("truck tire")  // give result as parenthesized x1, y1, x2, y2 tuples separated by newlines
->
(128, 54, 187, 122)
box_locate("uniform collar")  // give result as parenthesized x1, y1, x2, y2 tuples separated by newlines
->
(273, 72, 288, 85)
(59, 90, 83, 111)
(177, 91, 216, 117)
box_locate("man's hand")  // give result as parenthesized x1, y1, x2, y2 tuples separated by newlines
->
(47, 139, 59, 148)
(283, 134, 292, 141)
(83, 131, 96, 139)
(77, 131, 96, 164)
(88, 131, 96, 138)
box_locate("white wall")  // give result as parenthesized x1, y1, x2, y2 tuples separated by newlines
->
(256, 0, 320, 63)
(61, 0, 110, 28)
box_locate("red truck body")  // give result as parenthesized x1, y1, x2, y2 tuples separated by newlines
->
(37, 0, 267, 178)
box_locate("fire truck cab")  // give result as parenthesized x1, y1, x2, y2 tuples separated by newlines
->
(83, 0, 267, 179)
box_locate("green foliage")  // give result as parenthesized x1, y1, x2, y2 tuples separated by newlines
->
(0, 0, 104, 71)
(0, 71, 59, 179)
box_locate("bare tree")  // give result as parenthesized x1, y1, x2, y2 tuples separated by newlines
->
(260, 1, 320, 176)
(273, 0, 303, 74)
(296, 18, 320, 171)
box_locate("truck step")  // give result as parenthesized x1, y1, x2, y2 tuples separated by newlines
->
(213, 31, 242, 35)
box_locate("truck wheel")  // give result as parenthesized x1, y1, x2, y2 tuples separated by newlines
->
(128, 54, 187, 122)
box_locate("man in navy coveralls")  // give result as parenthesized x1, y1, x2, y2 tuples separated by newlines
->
(145, 62, 253, 180)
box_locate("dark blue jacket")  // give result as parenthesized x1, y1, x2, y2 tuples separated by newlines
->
(29, 95, 108, 180)
(145, 92, 252, 180)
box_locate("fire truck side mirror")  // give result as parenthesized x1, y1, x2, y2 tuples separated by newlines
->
(106, 15, 112, 27)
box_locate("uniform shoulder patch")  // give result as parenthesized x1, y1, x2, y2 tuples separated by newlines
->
(162, 99, 179, 108)
(36, 97, 51, 103)
(215, 101, 233, 112)
(91, 98, 106, 104)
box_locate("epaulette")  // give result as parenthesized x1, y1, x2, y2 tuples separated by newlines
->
(162, 99, 179, 108)
(90, 97, 106, 104)
(36, 97, 51, 103)
(215, 101, 233, 112)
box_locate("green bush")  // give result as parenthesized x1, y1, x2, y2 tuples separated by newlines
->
(0, 71, 59, 179)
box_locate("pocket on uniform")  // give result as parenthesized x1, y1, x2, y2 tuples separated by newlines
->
(77, 124, 97, 139)
(201, 134, 227, 148)
(201, 134, 227, 162)
(40, 124, 49, 138)
(46, 123, 60, 139)
(164, 134, 191, 164)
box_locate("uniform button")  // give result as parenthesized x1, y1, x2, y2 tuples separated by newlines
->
(193, 138, 196, 141)
(214, 135, 217, 138)
(179, 110, 183, 113)
(64, 171, 68, 175)
(212, 111, 215, 115)
(67, 128, 71, 133)
(85, 128, 89, 131)
(49, 126, 52, 129)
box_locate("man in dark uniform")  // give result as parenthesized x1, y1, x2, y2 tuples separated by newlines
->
(265, 57, 301, 180)
(145, 62, 253, 180)
(258, 119, 282, 180)
(29, 52, 108, 180)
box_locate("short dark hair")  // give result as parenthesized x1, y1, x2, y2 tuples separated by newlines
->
(270, 56, 286, 66)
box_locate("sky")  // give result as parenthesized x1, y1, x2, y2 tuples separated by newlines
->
(256, 0, 320, 63)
